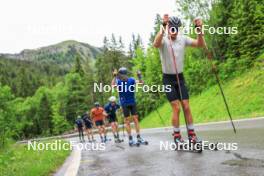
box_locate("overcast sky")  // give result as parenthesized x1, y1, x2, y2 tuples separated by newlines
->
(0, 0, 176, 53)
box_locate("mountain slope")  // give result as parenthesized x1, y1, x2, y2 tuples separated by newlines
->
(140, 68, 264, 128)
(0, 40, 102, 65)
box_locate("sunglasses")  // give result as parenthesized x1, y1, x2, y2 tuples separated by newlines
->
(169, 26, 179, 33)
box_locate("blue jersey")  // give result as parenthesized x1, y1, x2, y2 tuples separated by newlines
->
(82, 114, 92, 126)
(116, 77, 136, 106)
(104, 103, 120, 118)
(75, 118, 83, 128)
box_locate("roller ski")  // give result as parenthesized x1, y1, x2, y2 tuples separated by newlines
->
(128, 136, 140, 147)
(100, 136, 111, 143)
(115, 138, 124, 143)
(186, 130, 219, 151)
(104, 138, 112, 143)
(114, 133, 124, 143)
(187, 130, 203, 153)
(137, 135, 148, 145)
(173, 131, 202, 153)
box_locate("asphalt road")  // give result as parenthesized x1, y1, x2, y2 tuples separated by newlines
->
(74, 118, 264, 176)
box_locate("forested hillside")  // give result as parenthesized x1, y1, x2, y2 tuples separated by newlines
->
(0, 57, 68, 97)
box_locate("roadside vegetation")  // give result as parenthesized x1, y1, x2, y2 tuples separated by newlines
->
(0, 140, 70, 176)
(140, 67, 264, 128)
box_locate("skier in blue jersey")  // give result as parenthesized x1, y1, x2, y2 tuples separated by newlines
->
(111, 67, 148, 146)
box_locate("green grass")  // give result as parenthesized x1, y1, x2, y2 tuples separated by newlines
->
(0, 140, 71, 176)
(140, 68, 264, 128)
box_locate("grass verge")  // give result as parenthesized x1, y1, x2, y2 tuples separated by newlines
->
(0, 140, 71, 176)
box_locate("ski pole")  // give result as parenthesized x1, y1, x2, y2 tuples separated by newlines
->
(136, 71, 167, 127)
(122, 113, 125, 137)
(201, 34, 237, 134)
(153, 101, 167, 127)
(168, 36, 189, 132)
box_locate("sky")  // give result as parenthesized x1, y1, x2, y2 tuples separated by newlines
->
(0, 0, 176, 53)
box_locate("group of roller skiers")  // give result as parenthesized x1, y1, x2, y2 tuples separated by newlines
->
(75, 96, 122, 143)
(76, 14, 206, 147)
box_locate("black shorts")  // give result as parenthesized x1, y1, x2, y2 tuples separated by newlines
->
(163, 73, 189, 102)
(122, 104, 137, 118)
(108, 115, 118, 123)
(84, 123, 93, 129)
(95, 120, 104, 127)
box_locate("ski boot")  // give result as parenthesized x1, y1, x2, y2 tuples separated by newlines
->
(188, 130, 200, 143)
(137, 135, 148, 145)
(129, 136, 139, 147)
(173, 132, 184, 144)
(114, 134, 119, 143)
(188, 130, 202, 152)
(100, 136, 104, 143)
(104, 136, 108, 143)
(116, 133, 123, 143)
(172, 132, 184, 150)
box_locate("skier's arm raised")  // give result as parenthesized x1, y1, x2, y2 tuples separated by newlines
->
(189, 18, 205, 48)
(135, 71, 144, 85)
(153, 14, 168, 48)
(111, 69, 118, 88)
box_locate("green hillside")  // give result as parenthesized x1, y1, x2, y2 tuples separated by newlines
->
(140, 68, 264, 128)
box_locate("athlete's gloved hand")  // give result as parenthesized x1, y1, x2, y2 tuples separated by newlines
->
(162, 14, 169, 27)
(160, 14, 169, 34)
(193, 17, 203, 34)
(113, 69, 118, 77)
(136, 70, 144, 84)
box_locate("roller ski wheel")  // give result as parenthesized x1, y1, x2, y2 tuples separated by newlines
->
(129, 139, 140, 147)
(176, 141, 203, 153)
(137, 137, 148, 145)
(141, 141, 148, 145)
(172, 132, 202, 153)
